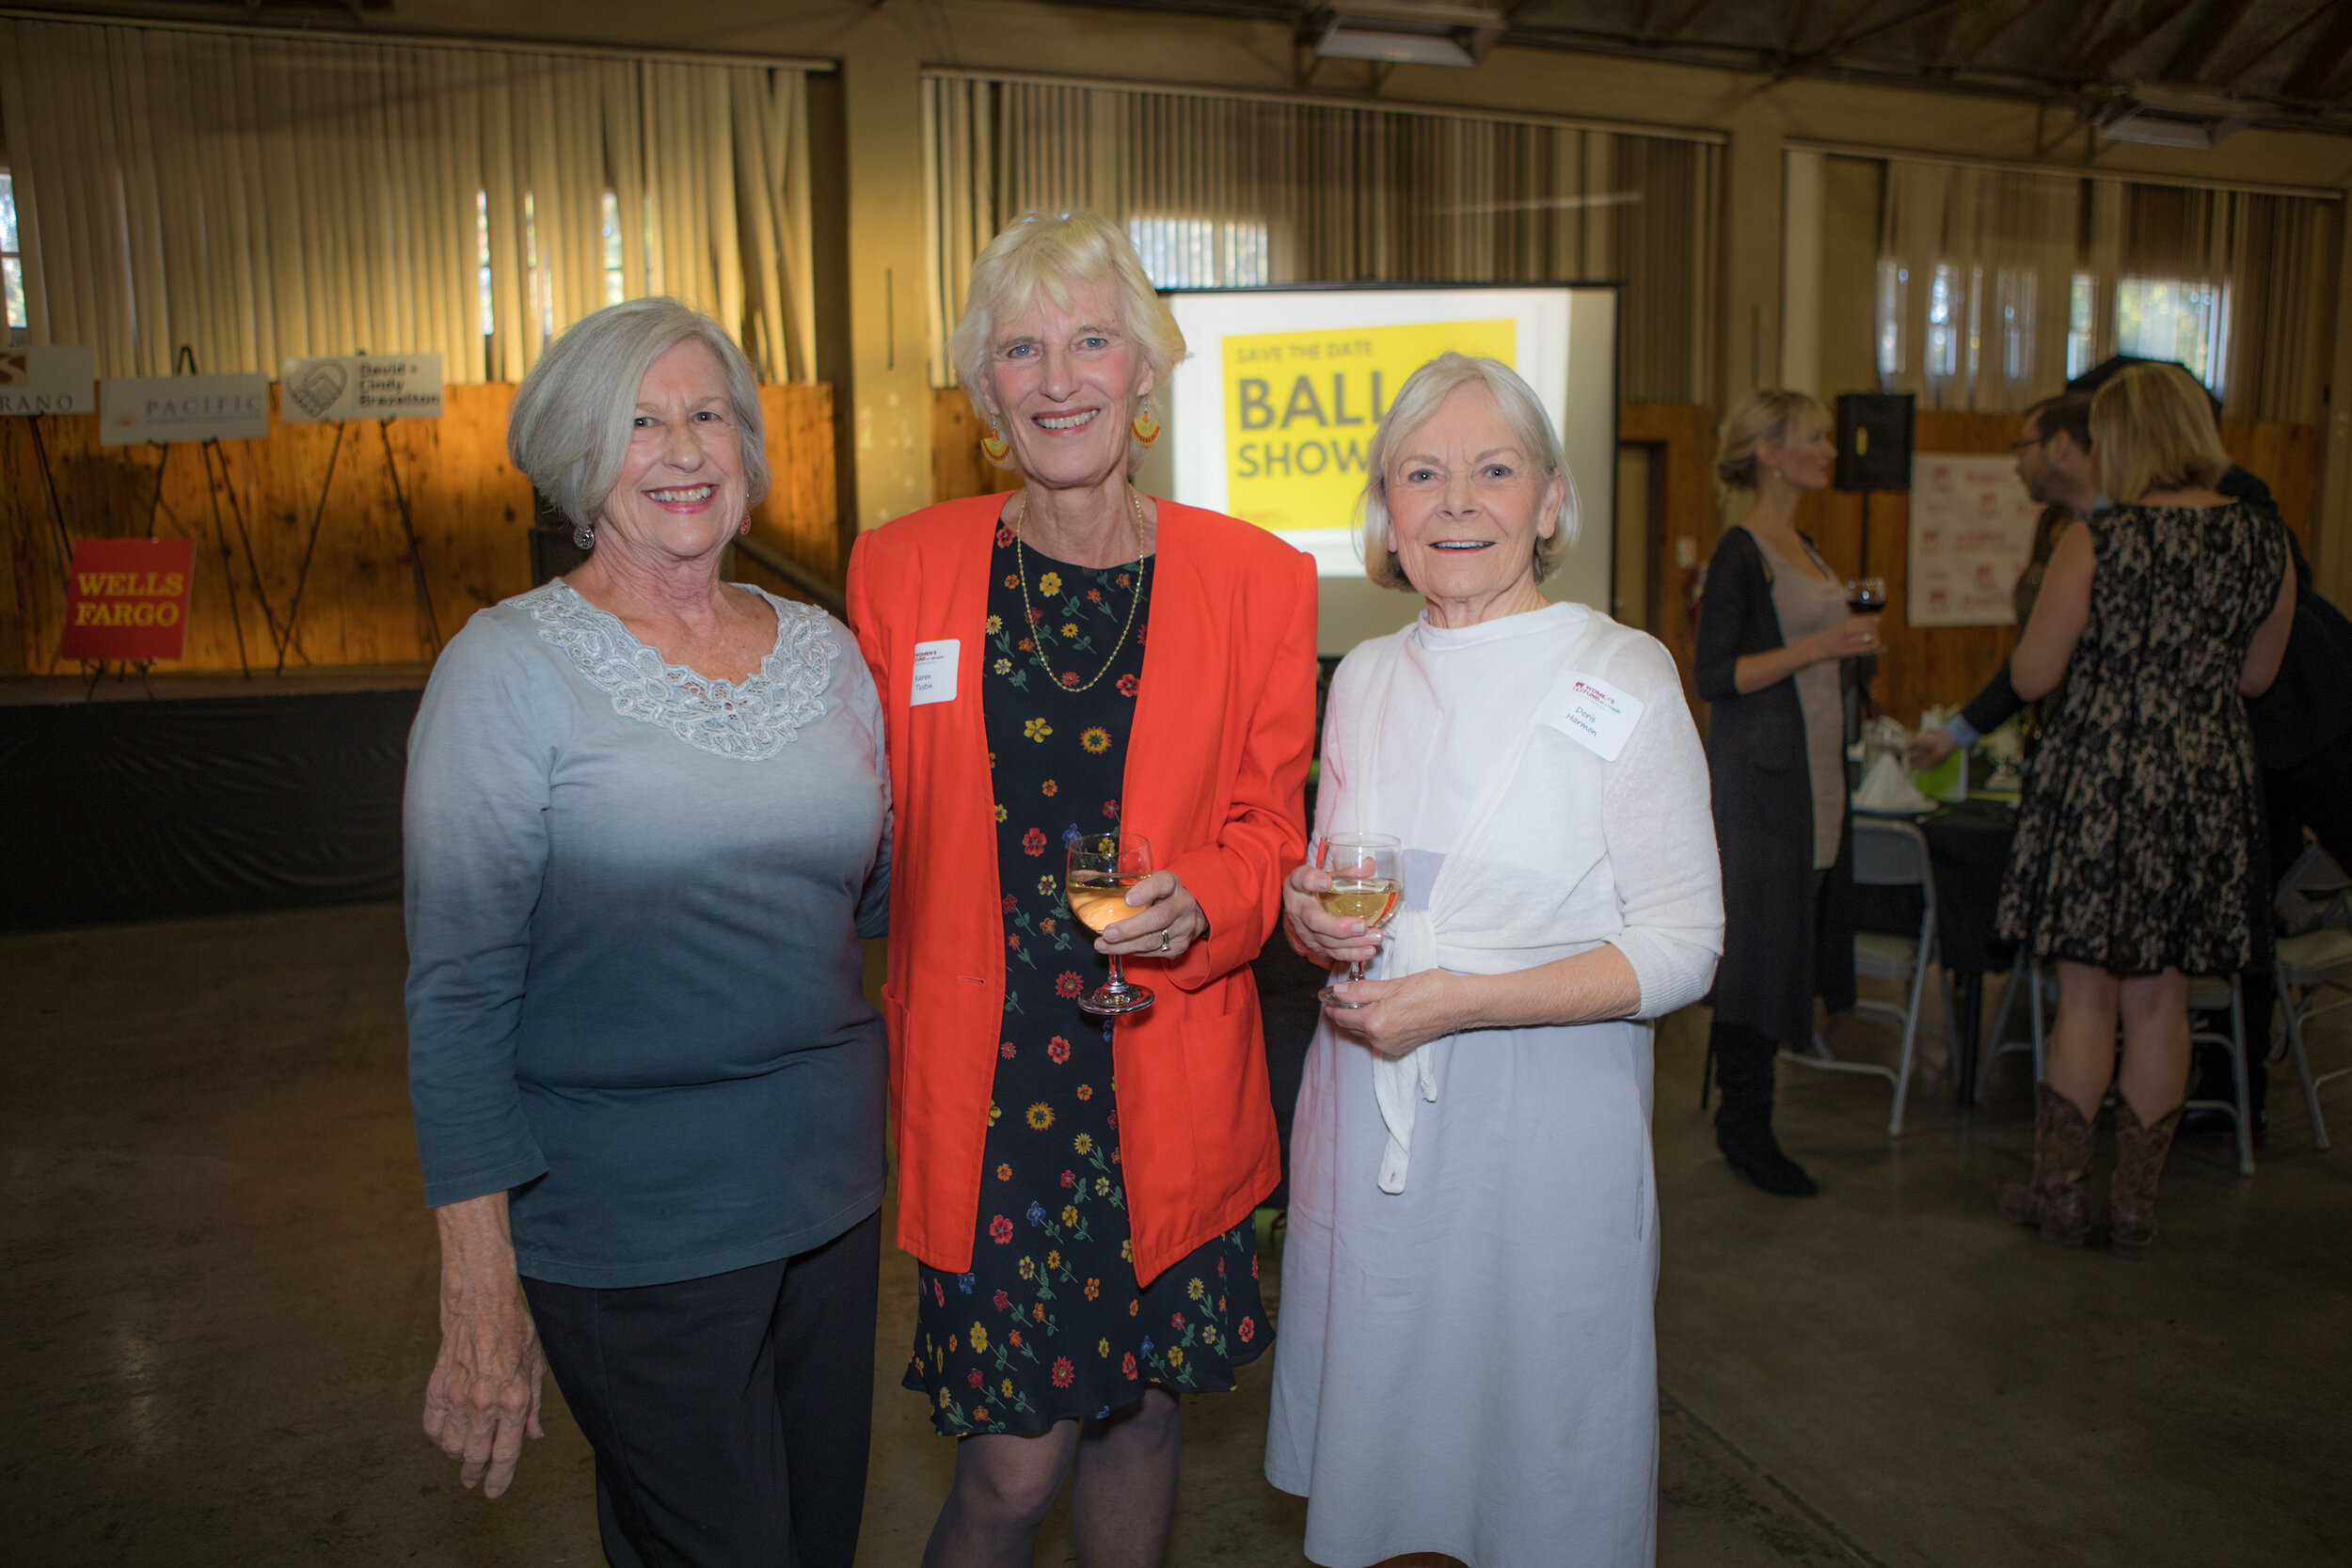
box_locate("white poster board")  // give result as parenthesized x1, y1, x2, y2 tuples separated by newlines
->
(278, 354, 445, 421)
(1907, 452, 2041, 626)
(0, 345, 97, 416)
(100, 374, 271, 446)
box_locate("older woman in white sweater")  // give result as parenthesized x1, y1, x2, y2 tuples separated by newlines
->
(1263, 354, 1723, 1568)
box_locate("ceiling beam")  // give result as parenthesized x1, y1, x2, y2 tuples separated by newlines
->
(2210, 0, 2333, 89)
(2164, 0, 2256, 84)
(2280, 1, 2352, 100)
(2078, 0, 2199, 81)
(1804, 0, 1993, 67)
(1656, 0, 1722, 42)
(1956, 0, 2042, 65)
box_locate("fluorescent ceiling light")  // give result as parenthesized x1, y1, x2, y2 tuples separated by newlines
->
(1309, 3, 1504, 68)
(2086, 85, 2253, 150)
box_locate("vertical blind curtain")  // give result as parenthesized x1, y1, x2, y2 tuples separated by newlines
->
(1878, 158, 2339, 420)
(921, 76, 1720, 404)
(0, 17, 814, 384)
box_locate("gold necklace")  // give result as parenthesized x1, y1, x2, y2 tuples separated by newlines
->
(1011, 489, 1149, 694)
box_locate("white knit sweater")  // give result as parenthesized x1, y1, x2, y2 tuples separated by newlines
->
(1316, 602, 1724, 1190)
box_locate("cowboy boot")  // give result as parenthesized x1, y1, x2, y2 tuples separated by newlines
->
(1995, 1083, 2092, 1247)
(2109, 1099, 2184, 1261)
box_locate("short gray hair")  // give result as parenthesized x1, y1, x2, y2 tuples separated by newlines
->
(1359, 353, 1578, 591)
(948, 210, 1186, 473)
(508, 297, 770, 532)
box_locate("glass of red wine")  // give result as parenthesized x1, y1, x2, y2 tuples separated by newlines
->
(1846, 576, 1888, 616)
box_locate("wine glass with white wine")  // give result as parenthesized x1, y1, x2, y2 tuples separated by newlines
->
(1066, 831, 1156, 1016)
(1314, 832, 1402, 1010)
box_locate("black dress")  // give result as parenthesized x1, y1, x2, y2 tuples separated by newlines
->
(904, 524, 1268, 1437)
(1996, 502, 2288, 976)
(1692, 526, 1857, 1044)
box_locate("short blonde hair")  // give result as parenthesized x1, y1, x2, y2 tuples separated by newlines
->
(2091, 362, 2228, 504)
(1359, 353, 1577, 592)
(1716, 389, 1829, 492)
(508, 297, 769, 533)
(948, 211, 1186, 473)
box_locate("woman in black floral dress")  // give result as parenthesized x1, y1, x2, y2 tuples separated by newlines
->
(1994, 363, 2296, 1259)
(903, 528, 1267, 1441)
(846, 208, 1314, 1568)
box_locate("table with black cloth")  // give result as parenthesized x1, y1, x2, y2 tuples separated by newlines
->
(1847, 800, 2019, 1104)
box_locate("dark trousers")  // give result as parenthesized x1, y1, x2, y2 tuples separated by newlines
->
(523, 1209, 882, 1568)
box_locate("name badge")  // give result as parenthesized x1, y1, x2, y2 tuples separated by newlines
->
(911, 640, 960, 706)
(1546, 672, 1644, 762)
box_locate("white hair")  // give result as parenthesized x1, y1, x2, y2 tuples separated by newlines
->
(948, 210, 1186, 473)
(1359, 353, 1578, 590)
(508, 297, 770, 533)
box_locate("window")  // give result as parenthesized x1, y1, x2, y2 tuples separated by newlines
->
(2, 169, 24, 330)
(601, 191, 626, 307)
(1994, 268, 2035, 381)
(2113, 277, 2228, 391)
(1925, 262, 1961, 380)
(477, 191, 494, 338)
(1125, 216, 1269, 289)
(2066, 273, 2097, 381)
(1874, 259, 1906, 380)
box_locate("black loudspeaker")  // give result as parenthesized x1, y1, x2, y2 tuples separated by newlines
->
(1835, 392, 1915, 493)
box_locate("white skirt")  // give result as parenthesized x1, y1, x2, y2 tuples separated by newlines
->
(1265, 1013, 1660, 1568)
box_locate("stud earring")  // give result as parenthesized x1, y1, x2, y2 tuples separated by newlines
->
(980, 427, 1011, 464)
(1131, 410, 1161, 447)
(738, 516, 752, 536)
(573, 521, 596, 551)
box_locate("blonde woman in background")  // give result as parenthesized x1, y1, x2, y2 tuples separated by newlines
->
(1994, 362, 2295, 1259)
(1692, 391, 1880, 1197)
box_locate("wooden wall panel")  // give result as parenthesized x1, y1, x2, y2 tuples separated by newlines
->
(1617, 401, 1718, 720)
(3, 383, 838, 675)
(932, 387, 1010, 505)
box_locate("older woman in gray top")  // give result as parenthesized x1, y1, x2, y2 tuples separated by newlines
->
(405, 297, 889, 1566)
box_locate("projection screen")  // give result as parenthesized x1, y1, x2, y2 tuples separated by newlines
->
(1133, 285, 1619, 656)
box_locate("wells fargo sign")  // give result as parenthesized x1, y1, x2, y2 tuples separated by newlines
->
(58, 539, 197, 662)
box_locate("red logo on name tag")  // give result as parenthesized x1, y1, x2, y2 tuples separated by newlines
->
(58, 538, 197, 661)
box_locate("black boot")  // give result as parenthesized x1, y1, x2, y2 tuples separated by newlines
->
(1711, 1020, 1819, 1197)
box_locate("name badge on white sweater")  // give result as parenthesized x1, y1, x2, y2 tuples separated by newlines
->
(1547, 673, 1644, 761)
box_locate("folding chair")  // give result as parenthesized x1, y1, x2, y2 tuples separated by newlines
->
(1785, 816, 1950, 1135)
(1977, 955, 2055, 1104)
(2275, 926, 2352, 1153)
(2184, 975, 2255, 1177)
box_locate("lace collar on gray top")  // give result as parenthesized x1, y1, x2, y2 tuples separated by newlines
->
(524, 578, 838, 762)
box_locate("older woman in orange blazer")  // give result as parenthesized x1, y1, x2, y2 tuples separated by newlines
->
(847, 210, 1315, 1568)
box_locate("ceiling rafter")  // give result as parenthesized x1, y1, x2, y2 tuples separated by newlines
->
(2280, 1, 2352, 100)
(1956, 0, 2042, 65)
(2164, 0, 2257, 84)
(1801, 0, 1994, 68)
(2058, 0, 2125, 69)
(1656, 0, 1723, 42)
(2078, 0, 2199, 81)
(2210, 0, 2334, 88)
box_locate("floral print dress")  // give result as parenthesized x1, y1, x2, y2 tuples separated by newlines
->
(904, 523, 1268, 1438)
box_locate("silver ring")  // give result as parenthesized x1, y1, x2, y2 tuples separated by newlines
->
(1158, 928, 1172, 953)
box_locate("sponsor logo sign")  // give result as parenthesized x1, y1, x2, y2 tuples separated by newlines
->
(278, 354, 444, 421)
(99, 374, 271, 446)
(0, 344, 97, 416)
(58, 538, 198, 662)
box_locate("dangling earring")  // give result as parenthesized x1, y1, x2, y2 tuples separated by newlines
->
(738, 517, 752, 537)
(574, 521, 596, 551)
(980, 427, 1011, 464)
(1131, 410, 1161, 447)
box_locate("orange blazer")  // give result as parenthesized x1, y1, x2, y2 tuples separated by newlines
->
(847, 494, 1317, 1284)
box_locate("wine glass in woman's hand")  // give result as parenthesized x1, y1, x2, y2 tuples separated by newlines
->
(1314, 833, 1403, 1010)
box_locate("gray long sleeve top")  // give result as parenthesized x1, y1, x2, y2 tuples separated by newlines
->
(404, 579, 889, 1289)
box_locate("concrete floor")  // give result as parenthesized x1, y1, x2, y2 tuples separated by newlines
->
(5, 902, 2348, 1566)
